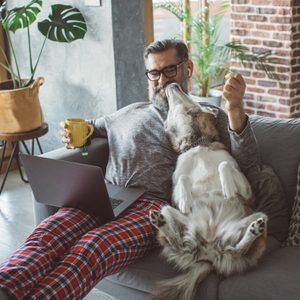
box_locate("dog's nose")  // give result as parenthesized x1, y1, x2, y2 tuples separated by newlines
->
(165, 83, 181, 98)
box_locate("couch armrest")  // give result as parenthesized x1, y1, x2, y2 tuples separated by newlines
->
(41, 137, 109, 169)
(33, 138, 109, 225)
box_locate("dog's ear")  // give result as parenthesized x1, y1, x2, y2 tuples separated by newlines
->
(207, 107, 219, 118)
(196, 112, 220, 141)
(200, 106, 219, 118)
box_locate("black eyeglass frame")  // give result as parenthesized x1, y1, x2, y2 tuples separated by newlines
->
(145, 59, 187, 81)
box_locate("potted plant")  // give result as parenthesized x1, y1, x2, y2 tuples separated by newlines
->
(155, 0, 278, 106)
(0, 0, 87, 133)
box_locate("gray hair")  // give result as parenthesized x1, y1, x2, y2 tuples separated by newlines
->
(144, 39, 189, 62)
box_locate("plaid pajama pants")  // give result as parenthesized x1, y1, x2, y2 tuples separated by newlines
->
(0, 196, 165, 299)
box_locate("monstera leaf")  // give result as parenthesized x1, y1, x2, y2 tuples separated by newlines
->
(0, 1, 87, 88)
(38, 5, 87, 43)
(2, 0, 42, 33)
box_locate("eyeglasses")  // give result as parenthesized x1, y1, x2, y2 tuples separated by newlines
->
(145, 60, 187, 81)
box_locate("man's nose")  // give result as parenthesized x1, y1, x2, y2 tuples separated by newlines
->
(158, 72, 170, 86)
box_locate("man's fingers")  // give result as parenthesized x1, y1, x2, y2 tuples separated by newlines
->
(223, 84, 235, 94)
(59, 129, 71, 140)
(61, 136, 71, 144)
(59, 120, 75, 149)
(233, 73, 245, 86)
(223, 91, 232, 101)
(59, 130, 69, 138)
(225, 73, 245, 88)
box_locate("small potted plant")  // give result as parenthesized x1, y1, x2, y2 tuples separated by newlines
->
(0, 0, 87, 133)
(155, 0, 278, 106)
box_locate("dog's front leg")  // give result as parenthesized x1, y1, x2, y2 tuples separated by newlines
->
(218, 161, 252, 202)
(173, 175, 194, 214)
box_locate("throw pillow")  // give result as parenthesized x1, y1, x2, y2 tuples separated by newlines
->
(246, 164, 289, 243)
(285, 163, 300, 246)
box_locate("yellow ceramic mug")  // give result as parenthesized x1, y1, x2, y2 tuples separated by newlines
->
(65, 118, 94, 148)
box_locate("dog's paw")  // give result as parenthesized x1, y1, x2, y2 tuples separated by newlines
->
(149, 210, 166, 228)
(249, 217, 266, 236)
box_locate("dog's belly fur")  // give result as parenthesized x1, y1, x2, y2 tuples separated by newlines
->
(172, 144, 253, 216)
(173, 146, 241, 200)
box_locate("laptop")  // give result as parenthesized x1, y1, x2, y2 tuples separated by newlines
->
(19, 154, 145, 223)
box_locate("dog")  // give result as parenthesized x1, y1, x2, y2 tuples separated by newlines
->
(149, 83, 268, 300)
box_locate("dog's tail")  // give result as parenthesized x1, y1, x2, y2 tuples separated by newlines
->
(150, 262, 213, 300)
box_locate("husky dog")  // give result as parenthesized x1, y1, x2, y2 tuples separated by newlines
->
(149, 83, 267, 300)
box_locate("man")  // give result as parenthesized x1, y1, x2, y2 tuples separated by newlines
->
(0, 39, 265, 299)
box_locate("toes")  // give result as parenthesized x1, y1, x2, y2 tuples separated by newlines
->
(250, 217, 266, 236)
(149, 210, 165, 227)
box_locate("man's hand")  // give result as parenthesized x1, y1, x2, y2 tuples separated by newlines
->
(223, 73, 247, 134)
(59, 121, 74, 149)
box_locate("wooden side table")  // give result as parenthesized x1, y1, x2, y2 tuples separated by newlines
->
(0, 123, 48, 194)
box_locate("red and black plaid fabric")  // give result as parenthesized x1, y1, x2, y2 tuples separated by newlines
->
(0, 197, 165, 299)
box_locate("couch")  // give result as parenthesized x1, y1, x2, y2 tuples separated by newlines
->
(34, 114, 300, 300)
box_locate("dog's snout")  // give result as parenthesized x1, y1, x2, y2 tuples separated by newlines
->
(165, 83, 182, 99)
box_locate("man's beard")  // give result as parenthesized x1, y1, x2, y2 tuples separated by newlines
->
(149, 79, 189, 113)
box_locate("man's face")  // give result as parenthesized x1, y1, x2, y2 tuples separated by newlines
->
(145, 48, 190, 112)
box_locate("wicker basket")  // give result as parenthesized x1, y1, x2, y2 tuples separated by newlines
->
(0, 77, 44, 133)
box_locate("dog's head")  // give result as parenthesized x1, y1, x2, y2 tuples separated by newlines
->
(165, 83, 220, 153)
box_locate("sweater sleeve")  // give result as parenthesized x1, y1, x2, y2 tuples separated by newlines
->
(229, 116, 261, 172)
(89, 117, 107, 138)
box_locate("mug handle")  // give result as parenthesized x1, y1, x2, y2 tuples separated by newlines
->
(84, 124, 94, 141)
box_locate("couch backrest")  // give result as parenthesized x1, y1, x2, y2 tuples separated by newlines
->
(249, 115, 300, 211)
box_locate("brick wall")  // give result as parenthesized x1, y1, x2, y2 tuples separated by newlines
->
(230, 0, 300, 118)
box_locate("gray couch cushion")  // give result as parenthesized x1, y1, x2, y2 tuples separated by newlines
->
(99, 248, 220, 300)
(246, 165, 289, 243)
(219, 246, 300, 300)
(285, 163, 300, 246)
(99, 238, 281, 299)
(249, 115, 300, 210)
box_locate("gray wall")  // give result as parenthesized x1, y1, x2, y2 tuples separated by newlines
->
(9, 0, 146, 152)
(112, 0, 148, 108)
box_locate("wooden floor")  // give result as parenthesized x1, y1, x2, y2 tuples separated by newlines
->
(0, 170, 35, 264)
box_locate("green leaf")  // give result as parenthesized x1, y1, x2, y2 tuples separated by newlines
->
(155, 1, 185, 21)
(2, 0, 42, 33)
(38, 5, 87, 43)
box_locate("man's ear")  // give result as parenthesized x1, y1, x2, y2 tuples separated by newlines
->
(187, 59, 193, 78)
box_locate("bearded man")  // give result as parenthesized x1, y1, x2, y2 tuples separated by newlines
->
(0, 39, 257, 299)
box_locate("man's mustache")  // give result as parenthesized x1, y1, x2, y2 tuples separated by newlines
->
(154, 81, 176, 94)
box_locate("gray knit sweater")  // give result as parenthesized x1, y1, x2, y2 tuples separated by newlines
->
(91, 102, 259, 202)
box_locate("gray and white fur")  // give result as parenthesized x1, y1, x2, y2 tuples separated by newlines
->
(149, 83, 267, 300)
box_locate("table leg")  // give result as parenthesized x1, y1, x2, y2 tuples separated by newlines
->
(15, 145, 29, 184)
(0, 141, 7, 174)
(21, 138, 43, 155)
(36, 138, 43, 154)
(31, 139, 35, 155)
(21, 141, 31, 155)
(0, 142, 18, 195)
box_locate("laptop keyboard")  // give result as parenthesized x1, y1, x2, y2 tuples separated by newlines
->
(110, 198, 124, 209)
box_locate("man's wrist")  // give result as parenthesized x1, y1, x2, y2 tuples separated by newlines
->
(227, 107, 247, 134)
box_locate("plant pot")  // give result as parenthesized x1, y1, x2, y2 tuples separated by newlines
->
(0, 77, 44, 133)
(195, 89, 223, 107)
